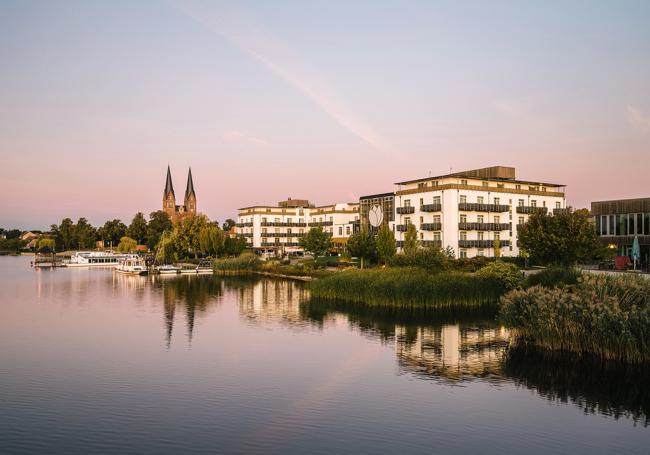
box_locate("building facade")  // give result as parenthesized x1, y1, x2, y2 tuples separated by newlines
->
(236, 198, 359, 254)
(592, 197, 650, 271)
(163, 166, 197, 223)
(393, 166, 566, 258)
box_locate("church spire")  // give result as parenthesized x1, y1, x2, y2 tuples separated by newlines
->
(185, 167, 196, 200)
(164, 165, 175, 197)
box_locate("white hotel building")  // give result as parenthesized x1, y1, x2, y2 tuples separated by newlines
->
(236, 198, 359, 254)
(393, 166, 567, 258)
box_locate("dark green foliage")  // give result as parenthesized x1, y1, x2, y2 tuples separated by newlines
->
(499, 274, 650, 363)
(309, 267, 506, 308)
(299, 227, 332, 258)
(389, 246, 449, 270)
(98, 219, 127, 247)
(518, 208, 602, 265)
(147, 210, 173, 250)
(451, 256, 492, 272)
(127, 212, 148, 245)
(375, 223, 396, 264)
(75, 217, 97, 249)
(403, 223, 419, 256)
(3, 229, 22, 239)
(476, 261, 523, 290)
(525, 266, 582, 288)
(346, 228, 376, 268)
(213, 253, 261, 272)
(223, 236, 247, 256)
(222, 219, 236, 232)
(0, 237, 25, 253)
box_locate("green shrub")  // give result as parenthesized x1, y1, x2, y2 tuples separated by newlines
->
(525, 266, 581, 288)
(476, 261, 523, 290)
(309, 267, 506, 308)
(451, 256, 492, 272)
(389, 246, 449, 270)
(213, 253, 261, 272)
(499, 273, 650, 363)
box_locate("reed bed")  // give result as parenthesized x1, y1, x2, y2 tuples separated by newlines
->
(308, 267, 506, 309)
(212, 253, 261, 273)
(500, 273, 650, 363)
(525, 266, 581, 288)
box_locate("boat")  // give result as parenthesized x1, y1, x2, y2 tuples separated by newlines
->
(196, 260, 213, 274)
(67, 251, 130, 267)
(180, 266, 197, 274)
(156, 265, 181, 274)
(115, 257, 148, 276)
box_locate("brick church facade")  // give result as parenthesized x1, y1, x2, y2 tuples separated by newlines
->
(163, 166, 197, 223)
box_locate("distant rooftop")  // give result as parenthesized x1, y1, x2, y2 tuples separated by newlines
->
(395, 165, 564, 187)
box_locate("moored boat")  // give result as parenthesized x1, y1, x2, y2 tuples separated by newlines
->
(156, 265, 181, 274)
(196, 260, 213, 274)
(68, 251, 130, 267)
(115, 257, 148, 276)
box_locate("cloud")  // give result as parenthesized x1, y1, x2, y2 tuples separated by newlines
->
(173, 1, 390, 152)
(627, 105, 650, 133)
(222, 130, 270, 147)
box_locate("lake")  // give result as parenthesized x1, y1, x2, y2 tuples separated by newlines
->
(1, 255, 649, 454)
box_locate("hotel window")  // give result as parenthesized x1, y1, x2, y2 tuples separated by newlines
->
(478, 232, 484, 240)
(299, 209, 304, 215)
(420, 216, 424, 224)
(262, 228, 267, 234)
(600, 215, 608, 235)
(494, 216, 500, 223)
(287, 217, 292, 223)
(516, 184, 521, 190)
(433, 196, 441, 204)
(542, 201, 546, 208)
(262, 237, 267, 243)
(482, 181, 489, 187)
(518, 216, 524, 225)
(542, 187, 547, 192)
(338, 226, 343, 236)
(433, 181, 439, 187)
(404, 199, 411, 207)
(518, 199, 524, 207)
(275, 238, 280, 244)
(497, 183, 504, 188)
(461, 179, 468, 185)
(460, 195, 467, 203)
(555, 201, 561, 209)
(418, 182, 427, 189)
(531, 200, 537, 207)
(420, 233, 424, 240)
(609, 215, 616, 235)
(460, 214, 467, 223)
(477, 196, 484, 204)
(405, 217, 411, 225)
(460, 249, 467, 259)
(275, 217, 280, 222)
(319, 217, 323, 222)
(460, 232, 467, 240)
(262, 217, 267, 223)
(433, 215, 441, 223)
(346, 226, 350, 235)
(433, 232, 441, 241)
(300, 229, 304, 234)
(494, 197, 500, 205)
(477, 215, 484, 223)
(329, 216, 333, 222)
(477, 249, 485, 257)
(266, 209, 271, 212)
(419, 198, 424, 206)
(494, 232, 500, 240)
(287, 228, 292, 235)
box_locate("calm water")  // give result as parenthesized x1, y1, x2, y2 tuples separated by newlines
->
(1, 256, 649, 454)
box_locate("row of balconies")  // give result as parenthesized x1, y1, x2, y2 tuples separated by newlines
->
(236, 222, 253, 227)
(260, 232, 306, 238)
(458, 222, 511, 231)
(261, 242, 301, 247)
(421, 223, 443, 231)
(515, 206, 548, 215)
(309, 221, 334, 227)
(261, 222, 307, 227)
(458, 240, 510, 248)
(458, 203, 510, 212)
(396, 240, 442, 248)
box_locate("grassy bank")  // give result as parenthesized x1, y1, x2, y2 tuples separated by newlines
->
(212, 254, 333, 280)
(308, 267, 506, 309)
(500, 273, 650, 363)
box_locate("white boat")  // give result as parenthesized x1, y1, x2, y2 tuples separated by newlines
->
(67, 251, 130, 267)
(180, 266, 197, 274)
(196, 260, 213, 274)
(115, 257, 148, 276)
(156, 265, 181, 274)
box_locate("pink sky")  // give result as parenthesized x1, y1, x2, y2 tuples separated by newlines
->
(1, 1, 649, 229)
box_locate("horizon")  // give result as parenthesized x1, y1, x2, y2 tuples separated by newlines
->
(2, 0, 650, 230)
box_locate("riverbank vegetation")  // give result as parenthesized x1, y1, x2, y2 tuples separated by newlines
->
(500, 273, 650, 363)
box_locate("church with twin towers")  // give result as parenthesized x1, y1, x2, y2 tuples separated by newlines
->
(163, 165, 197, 223)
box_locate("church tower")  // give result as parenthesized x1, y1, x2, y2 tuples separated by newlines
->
(163, 165, 177, 223)
(184, 167, 197, 215)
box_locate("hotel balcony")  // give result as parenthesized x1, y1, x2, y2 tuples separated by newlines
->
(236, 222, 253, 227)
(515, 206, 547, 215)
(420, 203, 442, 212)
(421, 223, 442, 231)
(260, 232, 306, 238)
(458, 222, 511, 231)
(261, 241, 302, 247)
(397, 240, 442, 248)
(396, 206, 415, 214)
(396, 224, 411, 232)
(458, 203, 510, 212)
(260, 222, 307, 227)
(458, 239, 510, 248)
(241, 233, 253, 238)
(553, 208, 571, 215)
(309, 221, 333, 227)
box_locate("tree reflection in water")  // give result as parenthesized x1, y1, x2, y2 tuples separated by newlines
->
(303, 297, 650, 424)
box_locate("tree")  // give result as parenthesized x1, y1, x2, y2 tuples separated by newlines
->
(223, 236, 247, 256)
(127, 212, 148, 245)
(3, 229, 22, 239)
(403, 223, 419, 256)
(493, 237, 501, 258)
(117, 236, 137, 253)
(58, 218, 76, 251)
(147, 210, 173, 250)
(37, 237, 55, 253)
(75, 218, 97, 249)
(98, 219, 127, 248)
(299, 227, 332, 258)
(198, 224, 225, 257)
(170, 214, 209, 259)
(376, 223, 396, 264)
(346, 227, 377, 269)
(518, 208, 602, 265)
(222, 219, 236, 232)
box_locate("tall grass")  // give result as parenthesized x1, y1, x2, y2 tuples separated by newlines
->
(308, 267, 506, 309)
(525, 266, 581, 288)
(213, 253, 261, 273)
(500, 273, 650, 363)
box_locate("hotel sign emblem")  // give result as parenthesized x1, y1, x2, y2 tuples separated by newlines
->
(369, 205, 384, 227)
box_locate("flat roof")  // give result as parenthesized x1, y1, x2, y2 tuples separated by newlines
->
(394, 165, 564, 187)
(359, 192, 395, 200)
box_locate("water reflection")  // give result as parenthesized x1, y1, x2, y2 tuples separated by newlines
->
(233, 278, 309, 328)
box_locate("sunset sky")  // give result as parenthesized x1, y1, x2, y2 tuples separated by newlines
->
(1, 0, 649, 229)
